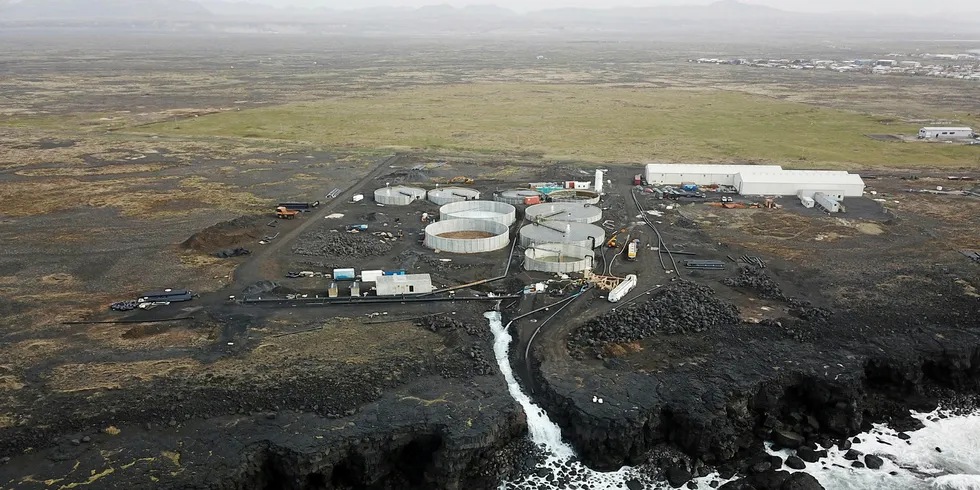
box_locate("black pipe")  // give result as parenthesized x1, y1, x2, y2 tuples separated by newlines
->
(243, 294, 521, 306)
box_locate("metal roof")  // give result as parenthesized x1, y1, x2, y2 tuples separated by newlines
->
(645, 164, 783, 174)
(735, 171, 864, 185)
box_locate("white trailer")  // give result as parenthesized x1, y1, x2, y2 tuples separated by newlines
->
(607, 274, 637, 303)
(800, 196, 815, 208)
(813, 192, 841, 213)
(918, 127, 974, 140)
(797, 189, 844, 201)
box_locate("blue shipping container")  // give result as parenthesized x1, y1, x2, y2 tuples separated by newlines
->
(681, 184, 698, 191)
(333, 268, 356, 280)
(383, 270, 406, 276)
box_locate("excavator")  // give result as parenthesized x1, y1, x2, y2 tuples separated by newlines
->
(447, 176, 474, 185)
(606, 228, 627, 248)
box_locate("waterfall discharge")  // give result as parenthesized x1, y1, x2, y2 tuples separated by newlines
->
(486, 310, 980, 490)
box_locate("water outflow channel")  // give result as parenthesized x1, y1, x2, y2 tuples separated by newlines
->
(486, 311, 652, 489)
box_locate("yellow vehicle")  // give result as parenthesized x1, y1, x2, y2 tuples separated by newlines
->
(448, 176, 474, 185)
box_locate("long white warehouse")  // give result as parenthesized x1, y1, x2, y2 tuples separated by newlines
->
(735, 170, 865, 197)
(644, 164, 783, 186)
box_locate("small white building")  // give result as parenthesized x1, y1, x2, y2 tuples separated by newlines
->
(735, 170, 865, 197)
(918, 127, 974, 140)
(375, 274, 433, 296)
(644, 164, 783, 187)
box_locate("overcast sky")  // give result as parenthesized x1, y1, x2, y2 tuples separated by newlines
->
(269, 0, 978, 14)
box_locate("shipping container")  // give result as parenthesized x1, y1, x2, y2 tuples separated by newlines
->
(383, 270, 406, 276)
(800, 196, 815, 208)
(352, 194, 364, 202)
(346, 224, 368, 231)
(278, 201, 320, 211)
(523, 196, 542, 205)
(328, 283, 338, 298)
(813, 192, 841, 213)
(634, 174, 642, 186)
(361, 270, 384, 283)
(333, 268, 356, 280)
(350, 281, 360, 297)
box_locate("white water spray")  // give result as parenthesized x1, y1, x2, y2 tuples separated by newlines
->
(768, 409, 980, 490)
(486, 310, 980, 490)
(485, 311, 729, 489)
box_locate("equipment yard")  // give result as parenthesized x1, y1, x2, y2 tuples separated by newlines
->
(1, 33, 979, 490)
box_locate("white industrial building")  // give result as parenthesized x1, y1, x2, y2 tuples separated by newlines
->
(918, 127, 975, 140)
(735, 171, 865, 197)
(642, 163, 865, 199)
(375, 274, 433, 296)
(644, 164, 783, 186)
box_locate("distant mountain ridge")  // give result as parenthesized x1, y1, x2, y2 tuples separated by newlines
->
(2, 0, 979, 37)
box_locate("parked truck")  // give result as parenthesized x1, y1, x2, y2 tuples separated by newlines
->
(275, 206, 299, 219)
(626, 239, 639, 261)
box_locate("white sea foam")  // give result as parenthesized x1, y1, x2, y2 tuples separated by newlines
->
(768, 409, 980, 490)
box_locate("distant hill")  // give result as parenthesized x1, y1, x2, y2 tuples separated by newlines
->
(0, 0, 213, 20)
(2, 0, 978, 38)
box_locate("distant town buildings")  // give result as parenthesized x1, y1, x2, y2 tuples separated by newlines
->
(690, 52, 980, 81)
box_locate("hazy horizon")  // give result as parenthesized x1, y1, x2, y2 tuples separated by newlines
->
(225, 0, 980, 14)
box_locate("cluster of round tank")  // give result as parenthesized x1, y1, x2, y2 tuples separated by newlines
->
(427, 187, 481, 205)
(524, 243, 595, 273)
(439, 200, 516, 226)
(494, 189, 544, 205)
(525, 202, 602, 224)
(519, 221, 604, 249)
(424, 219, 510, 253)
(374, 186, 426, 205)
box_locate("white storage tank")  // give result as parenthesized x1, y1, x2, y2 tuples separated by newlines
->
(525, 202, 602, 224)
(524, 243, 595, 273)
(439, 200, 516, 226)
(427, 187, 480, 205)
(374, 186, 426, 205)
(519, 221, 604, 249)
(424, 219, 511, 253)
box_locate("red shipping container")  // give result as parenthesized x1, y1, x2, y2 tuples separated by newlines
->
(524, 196, 541, 205)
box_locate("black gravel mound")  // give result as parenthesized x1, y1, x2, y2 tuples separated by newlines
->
(292, 231, 393, 257)
(724, 265, 786, 300)
(569, 282, 740, 356)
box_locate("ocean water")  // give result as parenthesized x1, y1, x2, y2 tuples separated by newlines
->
(487, 311, 980, 490)
(768, 410, 980, 490)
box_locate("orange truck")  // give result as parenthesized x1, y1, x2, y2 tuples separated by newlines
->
(275, 206, 299, 219)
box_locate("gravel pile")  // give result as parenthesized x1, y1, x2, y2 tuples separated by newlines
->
(569, 282, 740, 355)
(437, 344, 495, 378)
(724, 265, 786, 300)
(292, 230, 393, 257)
(418, 315, 484, 337)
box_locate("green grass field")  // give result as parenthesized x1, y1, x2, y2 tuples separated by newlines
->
(136, 84, 978, 168)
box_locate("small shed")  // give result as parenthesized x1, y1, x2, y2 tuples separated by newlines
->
(375, 274, 433, 296)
